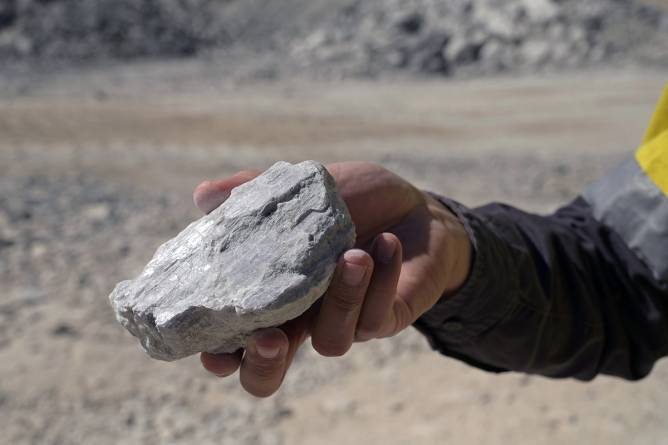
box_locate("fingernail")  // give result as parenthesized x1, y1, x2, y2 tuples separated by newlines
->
(250, 330, 284, 360)
(342, 251, 368, 286)
(254, 342, 280, 359)
(373, 235, 397, 265)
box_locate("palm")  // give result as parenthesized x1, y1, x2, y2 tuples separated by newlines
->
(330, 162, 459, 334)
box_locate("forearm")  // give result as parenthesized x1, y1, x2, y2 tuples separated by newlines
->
(414, 196, 668, 380)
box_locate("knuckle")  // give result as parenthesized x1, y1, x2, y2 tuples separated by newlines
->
(328, 289, 364, 313)
(247, 358, 283, 381)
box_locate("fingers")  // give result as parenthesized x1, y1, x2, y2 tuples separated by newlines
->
(239, 328, 290, 398)
(280, 306, 317, 369)
(236, 310, 313, 398)
(200, 349, 243, 377)
(193, 170, 261, 214)
(202, 312, 312, 398)
(355, 233, 402, 341)
(311, 249, 374, 357)
(202, 236, 402, 396)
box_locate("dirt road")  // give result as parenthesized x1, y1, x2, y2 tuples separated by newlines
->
(1, 67, 667, 444)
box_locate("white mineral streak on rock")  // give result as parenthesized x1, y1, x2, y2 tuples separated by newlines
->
(109, 161, 355, 361)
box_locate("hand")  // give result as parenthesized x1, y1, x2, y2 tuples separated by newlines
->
(193, 161, 471, 397)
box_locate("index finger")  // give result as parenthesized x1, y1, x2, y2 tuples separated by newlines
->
(193, 169, 262, 214)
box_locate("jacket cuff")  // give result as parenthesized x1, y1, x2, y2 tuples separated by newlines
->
(413, 195, 519, 352)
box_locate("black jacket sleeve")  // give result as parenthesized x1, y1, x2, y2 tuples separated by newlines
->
(413, 196, 668, 381)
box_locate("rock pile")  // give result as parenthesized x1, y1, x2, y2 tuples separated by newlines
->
(0, 0, 666, 76)
(292, 0, 668, 76)
(0, 0, 228, 59)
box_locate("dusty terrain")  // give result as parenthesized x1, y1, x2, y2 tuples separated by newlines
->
(1, 67, 668, 444)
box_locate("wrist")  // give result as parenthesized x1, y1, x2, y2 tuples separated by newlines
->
(425, 193, 473, 296)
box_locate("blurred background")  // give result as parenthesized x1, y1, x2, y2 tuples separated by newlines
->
(1, 1, 667, 444)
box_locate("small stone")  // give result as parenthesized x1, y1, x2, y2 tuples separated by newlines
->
(82, 203, 111, 223)
(395, 12, 425, 35)
(518, 0, 559, 23)
(519, 39, 552, 66)
(445, 32, 486, 65)
(30, 242, 48, 259)
(474, 6, 515, 40)
(51, 323, 78, 337)
(109, 161, 355, 361)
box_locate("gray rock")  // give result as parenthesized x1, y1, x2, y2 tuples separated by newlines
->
(519, 39, 552, 66)
(473, 4, 515, 40)
(518, 0, 559, 23)
(109, 161, 356, 361)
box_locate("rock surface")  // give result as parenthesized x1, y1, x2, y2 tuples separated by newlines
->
(108, 160, 355, 361)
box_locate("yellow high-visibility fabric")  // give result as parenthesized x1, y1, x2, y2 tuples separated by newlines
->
(636, 84, 668, 197)
(643, 84, 668, 144)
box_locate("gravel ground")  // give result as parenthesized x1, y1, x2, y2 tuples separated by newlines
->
(1, 69, 667, 444)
